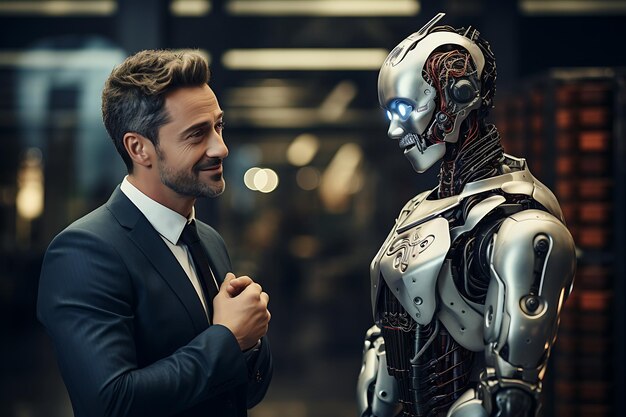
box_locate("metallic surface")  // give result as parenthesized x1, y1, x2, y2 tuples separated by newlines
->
(392, 155, 563, 234)
(361, 12, 575, 417)
(370, 154, 563, 322)
(485, 210, 576, 373)
(447, 388, 488, 417)
(450, 194, 507, 242)
(377, 216, 450, 325)
(357, 325, 400, 417)
(364, 156, 575, 416)
(437, 261, 484, 352)
(377, 13, 486, 173)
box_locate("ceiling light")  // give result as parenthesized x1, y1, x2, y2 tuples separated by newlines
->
(287, 134, 320, 166)
(171, 0, 211, 16)
(226, 0, 419, 16)
(222, 48, 388, 71)
(0, 1, 116, 16)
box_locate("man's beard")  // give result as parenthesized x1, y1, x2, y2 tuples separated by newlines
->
(157, 153, 225, 198)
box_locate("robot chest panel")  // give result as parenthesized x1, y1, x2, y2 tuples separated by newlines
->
(377, 216, 451, 325)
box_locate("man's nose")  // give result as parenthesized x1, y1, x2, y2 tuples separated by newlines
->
(208, 135, 229, 159)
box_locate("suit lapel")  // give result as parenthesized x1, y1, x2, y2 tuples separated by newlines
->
(106, 187, 210, 333)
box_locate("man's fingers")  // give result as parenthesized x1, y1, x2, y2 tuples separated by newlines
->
(226, 276, 254, 297)
(229, 276, 253, 289)
(260, 291, 269, 306)
(220, 272, 237, 292)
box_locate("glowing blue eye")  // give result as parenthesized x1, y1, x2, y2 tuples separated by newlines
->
(397, 102, 412, 119)
(386, 110, 393, 121)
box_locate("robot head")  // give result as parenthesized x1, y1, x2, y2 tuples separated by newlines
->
(378, 13, 496, 173)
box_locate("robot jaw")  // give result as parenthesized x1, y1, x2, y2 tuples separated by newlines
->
(404, 139, 446, 173)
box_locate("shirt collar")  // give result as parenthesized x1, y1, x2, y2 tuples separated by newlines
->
(120, 176, 195, 245)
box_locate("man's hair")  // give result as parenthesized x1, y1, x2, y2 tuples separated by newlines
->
(102, 49, 210, 172)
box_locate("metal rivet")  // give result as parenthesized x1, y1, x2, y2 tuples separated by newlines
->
(525, 296, 540, 312)
(413, 297, 423, 305)
(520, 295, 543, 316)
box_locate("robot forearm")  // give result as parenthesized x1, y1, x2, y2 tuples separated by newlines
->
(448, 379, 538, 417)
(357, 325, 401, 417)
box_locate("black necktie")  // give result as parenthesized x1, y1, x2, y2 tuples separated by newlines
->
(179, 220, 219, 319)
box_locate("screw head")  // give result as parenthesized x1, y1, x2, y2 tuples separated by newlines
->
(534, 235, 549, 254)
(525, 296, 539, 312)
(520, 295, 544, 316)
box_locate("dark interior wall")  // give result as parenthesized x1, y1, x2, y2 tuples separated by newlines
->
(519, 15, 626, 75)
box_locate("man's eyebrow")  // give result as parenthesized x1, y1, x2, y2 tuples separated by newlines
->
(180, 121, 211, 137)
(179, 112, 224, 137)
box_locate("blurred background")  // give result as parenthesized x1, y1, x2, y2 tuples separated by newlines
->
(0, 0, 625, 416)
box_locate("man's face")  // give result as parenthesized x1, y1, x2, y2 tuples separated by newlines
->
(155, 84, 229, 198)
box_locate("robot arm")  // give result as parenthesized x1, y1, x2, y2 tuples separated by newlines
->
(357, 325, 402, 417)
(449, 209, 576, 417)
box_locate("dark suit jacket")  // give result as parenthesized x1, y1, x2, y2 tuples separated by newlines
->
(37, 186, 272, 417)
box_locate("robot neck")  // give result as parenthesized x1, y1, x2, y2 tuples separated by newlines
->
(437, 123, 503, 198)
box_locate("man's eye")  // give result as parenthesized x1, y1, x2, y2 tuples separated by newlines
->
(216, 121, 225, 131)
(190, 129, 205, 138)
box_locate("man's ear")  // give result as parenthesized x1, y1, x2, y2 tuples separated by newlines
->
(123, 132, 154, 168)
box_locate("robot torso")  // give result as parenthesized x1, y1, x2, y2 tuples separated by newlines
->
(371, 155, 564, 350)
(364, 155, 574, 417)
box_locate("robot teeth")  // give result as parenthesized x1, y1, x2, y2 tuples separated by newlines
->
(400, 133, 427, 154)
(399, 134, 418, 150)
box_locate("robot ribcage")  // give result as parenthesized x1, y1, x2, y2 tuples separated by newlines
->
(377, 279, 474, 417)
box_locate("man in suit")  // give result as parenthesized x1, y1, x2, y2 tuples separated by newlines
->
(37, 49, 272, 417)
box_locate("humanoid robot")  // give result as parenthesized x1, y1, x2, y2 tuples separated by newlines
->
(357, 13, 576, 417)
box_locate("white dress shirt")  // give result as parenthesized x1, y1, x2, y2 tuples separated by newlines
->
(120, 176, 210, 318)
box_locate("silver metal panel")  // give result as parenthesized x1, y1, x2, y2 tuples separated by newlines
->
(379, 217, 451, 325)
(403, 141, 447, 173)
(489, 210, 576, 370)
(447, 388, 488, 417)
(372, 343, 401, 417)
(357, 332, 400, 417)
(501, 179, 534, 196)
(371, 189, 436, 314)
(397, 194, 460, 233)
(379, 31, 485, 109)
(450, 194, 506, 241)
(394, 154, 551, 233)
(531, 176, 565, 222)
(356, 342, 379, 415)
(484, 230, 505, 345)
(437, 261, 485, 351)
